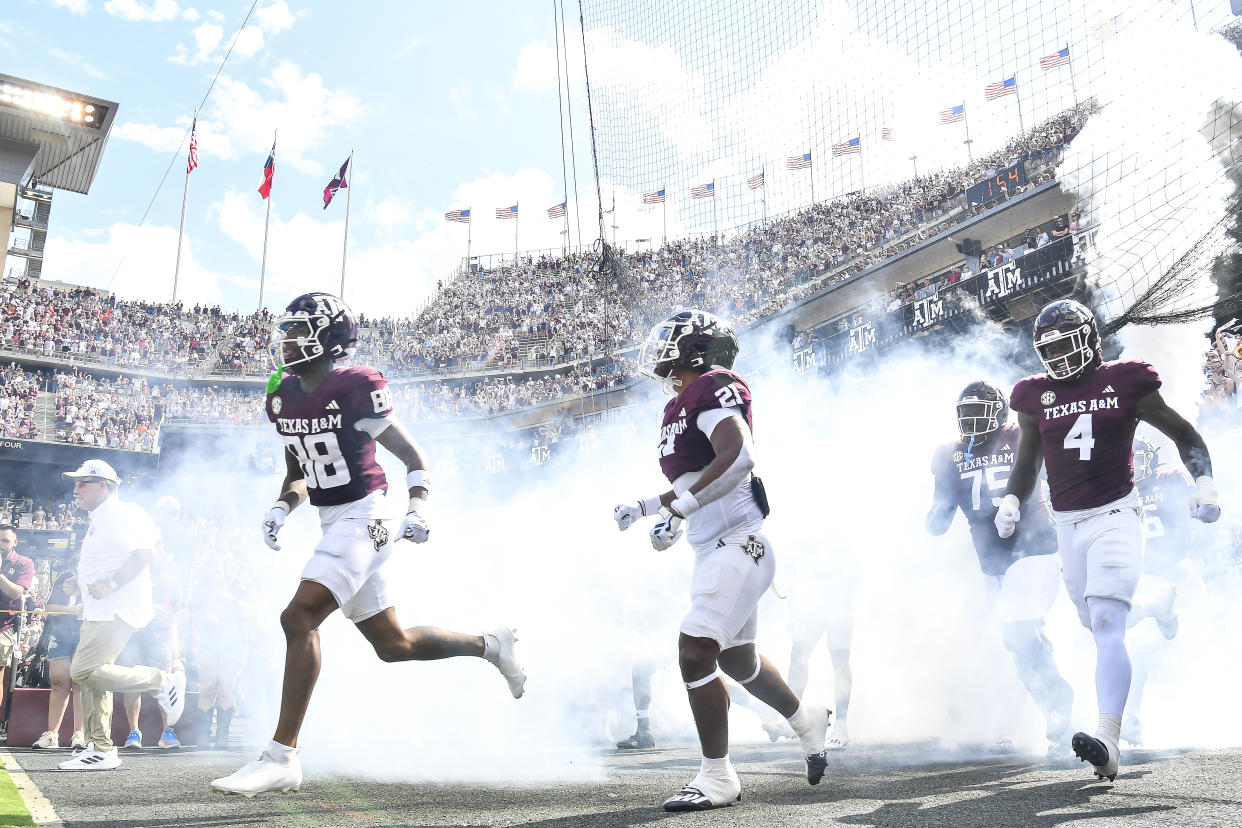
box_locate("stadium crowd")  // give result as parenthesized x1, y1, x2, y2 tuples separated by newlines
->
(1200, 322, 1242, 426)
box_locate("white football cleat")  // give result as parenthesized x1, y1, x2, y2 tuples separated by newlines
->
(1072, 731, 1120, 782)
(826, 722, 850, 750)
(154, 670, 186, 726)
(57, 742, 121, 771)
(211, 747, 303, 797)
(793, 705, 830, 756)
(486, 626, 527, 699)
(662, 763, 741, 812)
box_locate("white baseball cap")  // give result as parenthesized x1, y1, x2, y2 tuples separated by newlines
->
(62, 459, 122, 485)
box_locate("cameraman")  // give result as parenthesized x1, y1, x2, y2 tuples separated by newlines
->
(0, 522, 34, 738)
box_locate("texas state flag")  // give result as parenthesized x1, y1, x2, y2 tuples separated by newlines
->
(257, 140, 275, 199)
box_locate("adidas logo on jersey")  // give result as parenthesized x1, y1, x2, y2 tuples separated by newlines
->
(325, 400, 341, 410)
(1001, 444, 1011, 450)
(679, 408, 687, 417)
(1103, 385, 1115, 393)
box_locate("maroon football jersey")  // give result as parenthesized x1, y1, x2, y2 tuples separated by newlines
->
(1010, 359, 1161, 512)
(659, 369, 752, 483)
(1138, 468, 1196, 575)
(930, 425, 1055, 576)
(266, 366, 395, 507)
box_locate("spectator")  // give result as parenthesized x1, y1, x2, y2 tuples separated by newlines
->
(0, 522, 34, 738)
(32, 561, 85, 751)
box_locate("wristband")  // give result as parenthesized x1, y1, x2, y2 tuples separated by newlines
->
(407, 497, 424, 515)
(639, 495, 662, 516)
(407, 470, 430, 491)
(670, 490, 701, 518)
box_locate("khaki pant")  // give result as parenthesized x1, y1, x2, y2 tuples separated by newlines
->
(69, 620, 165, 750)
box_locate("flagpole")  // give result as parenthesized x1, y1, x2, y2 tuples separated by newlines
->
(1014, 77, 1026, 133)
(858, 146, 866, 195)
(711, 184, 718, 245)
(259, 129, 275, 312)
(1066, 45, 1080, 107)
(962, 105, 974, 162)
(761, 168, 767, 226)
(662, 189, 667, 246)
(810, 152, 816, 205)
(514, 201, 519, 263)
(340, 148, 353, 299)
(467, 206, 472, 267)
(172, 109, 195, 304)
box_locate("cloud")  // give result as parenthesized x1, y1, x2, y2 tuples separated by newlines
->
(170, 21, 222, 65)
(181, 6, 199, 22)
(103, 0, 180, 23)
(49, 48, 110, 80)
(362, 195, 417, 237)
(116, 61, 364, 177)
(171, 1, 295, 66)
(255, 0, 295, 35)
(41, 221, 229, 308)
(397, 36, 422, 57)
(49, 0, 91, 14)
(512, 41, 558, 95)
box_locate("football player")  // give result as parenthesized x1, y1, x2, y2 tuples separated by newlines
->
(612, 310, 829, 812)
(211, 293, 526, 797)
(996, 299, 1220, 781)
(1121, 436, 1198, 745)
(926, 381, 1073, 750)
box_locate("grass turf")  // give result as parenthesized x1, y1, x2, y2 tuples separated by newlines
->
(0, 761, 36, 828)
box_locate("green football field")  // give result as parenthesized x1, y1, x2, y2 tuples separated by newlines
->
(0, 763, 34, 828)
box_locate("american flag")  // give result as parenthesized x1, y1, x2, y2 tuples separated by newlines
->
(881, 127, 894, 141)
(787, 152, 811, 170)
(642, 188, 665, 204)
(444, 209, 471, 224)
(186, 117, 198, 175)
(939, 104, 965, 124)
(747, 171, 765, 190)
(495, 205, 518, 219)
(1040, 47, 1071, 70)
(831, 137, 860, 156)
(547, 202, 566, 219)
(691, 182, 714, 199)
(984, 77, 1017, 100)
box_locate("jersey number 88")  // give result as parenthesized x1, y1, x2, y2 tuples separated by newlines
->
(284, 433, 352, 489)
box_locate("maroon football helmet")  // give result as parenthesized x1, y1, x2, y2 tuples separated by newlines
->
(1033, 299, 1102, 381)
(272, 292, 358, 372)
(639, 310, 739, 393)
(956, 381, 1008, 441)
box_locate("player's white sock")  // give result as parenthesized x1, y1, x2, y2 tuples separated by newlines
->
(482, 632, 499, 660)
(1095, 713, 1121, 748)
(636, 709, 650, 730)
(786, 703, 808, 731)
(266, 740, 296, 760)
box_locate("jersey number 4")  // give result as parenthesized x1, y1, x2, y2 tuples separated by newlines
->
(285, 432, 351, 489)
(1064, 413, 1095, 461)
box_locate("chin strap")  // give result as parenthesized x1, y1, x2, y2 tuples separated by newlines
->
(964, 434, 978, 462)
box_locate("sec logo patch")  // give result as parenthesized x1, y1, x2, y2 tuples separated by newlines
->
(271, 396, 283, 414)
(1041, 391, 1056, 406)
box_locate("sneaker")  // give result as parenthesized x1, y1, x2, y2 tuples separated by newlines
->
(1072, 731, 1120, 781)
(485, 626, 527, 699)
(123, 730, 143, 749)
(211, 747, 302, 797)
(616, 730, 655, 750)
(154, 671, 186, 726)
(32, 730, 59, 750)
(70, 731, 87, 751)
(58, 742, 121, 771)
(159, 728, 182, 749)
(663, 763, 741, 812)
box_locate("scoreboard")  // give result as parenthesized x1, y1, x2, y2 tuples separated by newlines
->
(965, 162, 1026, 206)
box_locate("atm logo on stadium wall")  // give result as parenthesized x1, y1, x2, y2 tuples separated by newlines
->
(909, 296, 946, 330)
(847, 323, 876, 355)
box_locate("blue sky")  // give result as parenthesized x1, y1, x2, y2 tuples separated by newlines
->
(5, 0, 593, 316)
(4, 0, 1238, 319)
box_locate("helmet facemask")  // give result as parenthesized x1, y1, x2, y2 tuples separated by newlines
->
(956, 395, 1005, 441)
(1035, 323, 1096, 381)
(1132, 440, 1158, 482)
(272, 315, 331, 372)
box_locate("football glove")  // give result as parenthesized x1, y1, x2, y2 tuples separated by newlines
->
(649, 514, 684, 551)
(262, 504, 288, 551)
(994, 494, 1020, 539)
(1190, 476, 1221, 524)
(613, 503, 642, 531)
(400, 507, 430, 544)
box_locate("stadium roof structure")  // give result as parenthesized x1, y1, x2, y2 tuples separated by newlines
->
(0, 72, 118, 195)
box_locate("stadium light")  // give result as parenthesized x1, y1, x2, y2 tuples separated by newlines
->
(0, 81, 109, 130)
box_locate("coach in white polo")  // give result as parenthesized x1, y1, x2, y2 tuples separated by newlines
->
(57, 459, 186, 771)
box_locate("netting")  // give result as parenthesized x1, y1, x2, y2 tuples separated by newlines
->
(579, 0, 1242, 332)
